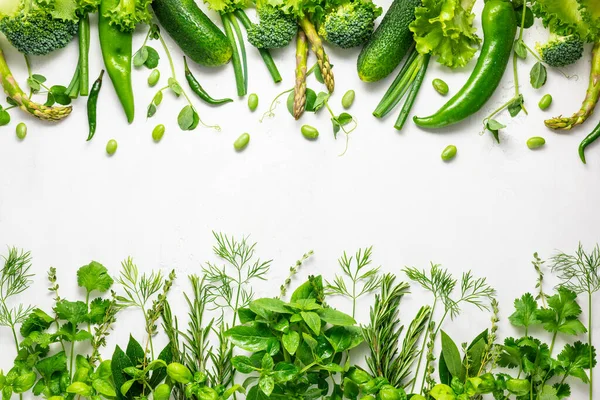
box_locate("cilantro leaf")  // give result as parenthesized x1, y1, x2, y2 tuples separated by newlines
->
(20, 309, 54, 337)
(54, 300, 88, 326)
(536, 287, 587, 335)
(88, 298, 111, 325)
(77, 261, 114, 294)
(35, 351, 67, 381)
(556, 341, 597, 383)
(508, 293, 540, 330)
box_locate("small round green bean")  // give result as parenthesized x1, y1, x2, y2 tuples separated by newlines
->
(234, 133, 250, 151)
(441, 145, 457, 161)
(301, 124, 319, 140)
(248, 93, 259, 111)
(538, 94, 552, 110)
(15, 122, 27, 140)
(106, 139, 118, 155)
(432, 79, 449, 96)
(527, 136, 545, 149)
(152, 124, 165, 142)
(341, 90, 355, 109)
(148, 70, 160, 87)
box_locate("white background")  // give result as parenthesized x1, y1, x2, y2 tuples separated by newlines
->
(1, 0, 599, 397)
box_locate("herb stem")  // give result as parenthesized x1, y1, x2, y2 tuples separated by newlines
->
(589, 292, 593, 400)
(412, 298, 436, 394)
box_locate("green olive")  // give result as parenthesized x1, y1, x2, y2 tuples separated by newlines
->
(527, 136, 545, 149)
(166, 363, 193, 384)
(152, 124, 165, 142)
(148, 70, 160, 87)
(234, 133, 250, 151)
(301, 124, 319, 140)
(432, 78, 449, 96)
(16, 122, 27, 140)
(248, 93, 259, 111)
(341, 90, 355, 109)
(441, 145, 457, 161)
(106, 139, 118, 155)
(538, 94, 552, 110)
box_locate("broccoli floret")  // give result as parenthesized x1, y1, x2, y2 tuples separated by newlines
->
(0, 0, 79, 55)
(247, 4, 297, 49)
(317, 0, 381, 49)
(536, 34, 584, 67)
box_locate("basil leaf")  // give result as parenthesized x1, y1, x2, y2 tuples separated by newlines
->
(441, 330, 465, 381)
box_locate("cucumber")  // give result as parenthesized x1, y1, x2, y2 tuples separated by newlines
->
(152, 0, 232, 67)
(357, 0, 420, 82)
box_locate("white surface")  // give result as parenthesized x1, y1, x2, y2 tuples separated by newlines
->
(0, 1, 599, 397)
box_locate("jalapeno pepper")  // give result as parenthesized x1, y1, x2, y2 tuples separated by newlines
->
(98, 0, 135, 123)
(413, 0, 517, 128)
(87, 70, 104, 141)
(183, 57, 233, 106)
(579, 120, 600, 164)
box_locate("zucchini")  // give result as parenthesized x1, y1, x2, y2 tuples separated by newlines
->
(357, 0, 420, 82)
(152, 0, 232, 67)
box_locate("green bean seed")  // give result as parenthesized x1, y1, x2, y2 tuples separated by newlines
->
(341, 90, 355, 109)
(301, 124, 319, 140)
(234, 133, 250, 151)
(538, 94, 552, 110)
(106, 139, 118, 155)
(441, 145, 457, 161)
(248, 93, 259, 111)
(432, 79, 449, 96)
(152, 124, 165, 142)
(148, 69, 160, 87)
(527, 136, 545, 149)
(15, 122, 26, 140)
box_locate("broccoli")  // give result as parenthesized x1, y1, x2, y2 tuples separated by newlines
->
(0, 0, 79, 56)
(247, 0, 297, 49)
(317, 0, 381, 49)
(536, 34, 584, 67)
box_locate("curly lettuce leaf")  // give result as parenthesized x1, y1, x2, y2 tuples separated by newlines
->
(578, 0, 600, 41)
(409, 0, 480, 69)
(533, 0, 595, 42)
(103, 0, 152, 32)
(203, 0, 248, 13)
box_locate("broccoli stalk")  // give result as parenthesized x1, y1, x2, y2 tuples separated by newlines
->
(293, 30, 308, 120)
(0, 45, 72, 121)
(299, 16, 334, 93)
(545, 42, 600, 129)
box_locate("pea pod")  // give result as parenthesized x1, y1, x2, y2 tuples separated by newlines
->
(413, 1, 517, 128)
(98, 0, 135, 123)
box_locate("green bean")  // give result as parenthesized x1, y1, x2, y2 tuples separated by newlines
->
(248, 93, 259, 111)
(301, 124, 319, 140)
(16, 122, 27, 140)
(234, 132, 250, 151)
(152, 124, 165, 142)
(441, 144, 457, 161)
(432, 78, 449, 96)
(527, 136, 545, 149)
(341, 90, 355, 109)
(538, 94, 552, 110)
(106, 139, 118, 155)
(148, 70, 160, 87)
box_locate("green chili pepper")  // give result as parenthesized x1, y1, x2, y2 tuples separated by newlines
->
(87, 70, 104, 141)
(413, 0, 517, 128)
(183, 56, 233, 106)
(579, 120, 600, 164)
(98, 0, 135, 123)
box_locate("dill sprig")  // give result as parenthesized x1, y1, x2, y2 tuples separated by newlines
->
(363, 273, 431, 389)
(280, 250, 314, 298)
(0, 247, 34, 351)
(551, 243, 600, 400)
(326, 247, 382, 318)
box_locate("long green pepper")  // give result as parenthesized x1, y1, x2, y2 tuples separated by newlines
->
(579, 121, 600, 164)
(87, 70, 105, 141)
(183, 57, 233, 106)
(98, 0, 135, 123)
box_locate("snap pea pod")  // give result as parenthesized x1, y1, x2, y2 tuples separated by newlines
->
(183, 57, 233, 106)
(579, 121, 600, 164)
(413, 0, 517, 128)
(87, 70, 105, 141)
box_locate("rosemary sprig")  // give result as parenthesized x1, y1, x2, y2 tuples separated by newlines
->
(326, 247, 382, 318)
(280, 250, 314, 298)
(0, 247, 34, 351)
(551, 243, 600, 400)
